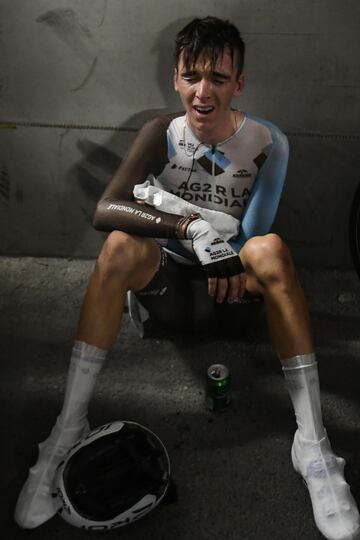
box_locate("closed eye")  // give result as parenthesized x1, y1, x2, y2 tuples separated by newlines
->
(180, 70, 232, 85)
(211, 74, 231, 85)
(182, 75, 198, 83)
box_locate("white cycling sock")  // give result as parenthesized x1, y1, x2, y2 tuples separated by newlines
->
(14, 341, 106, 529)
(281, 352, 325, 441)
(282, 353, 360, 540)
(57, 340, 107, 428)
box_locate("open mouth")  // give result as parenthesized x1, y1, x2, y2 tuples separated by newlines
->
(193, 105, 215, 116)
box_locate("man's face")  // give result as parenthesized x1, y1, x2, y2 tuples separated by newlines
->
(174, 47, 244, 143)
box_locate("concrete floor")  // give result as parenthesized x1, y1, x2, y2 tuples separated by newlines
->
(1, 256, 360, 540)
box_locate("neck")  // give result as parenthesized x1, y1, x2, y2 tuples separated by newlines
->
(187, 110, 243, 146)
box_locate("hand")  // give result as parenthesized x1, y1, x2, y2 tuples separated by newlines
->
(208, 271, 247, 303)
(185, 218, 244, 278)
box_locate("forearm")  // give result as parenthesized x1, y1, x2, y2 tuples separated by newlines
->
(93, 196, 187, 239)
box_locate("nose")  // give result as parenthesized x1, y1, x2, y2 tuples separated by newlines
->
(196, 78, 211, 100)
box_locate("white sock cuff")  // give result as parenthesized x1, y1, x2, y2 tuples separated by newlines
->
(72, 340, 107, 363)
(281, 352, 316, 371)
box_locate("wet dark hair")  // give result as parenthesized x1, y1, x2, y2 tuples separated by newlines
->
(174, 16, 245, 76)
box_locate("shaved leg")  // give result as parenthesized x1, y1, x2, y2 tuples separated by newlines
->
(240, 233, 313, 359)
(77, 232, 161, 349)
(239, 234, 360, 540)
(15, 232, 161, 529)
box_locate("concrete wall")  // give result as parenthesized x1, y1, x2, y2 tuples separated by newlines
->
(1, 0, 359, 267)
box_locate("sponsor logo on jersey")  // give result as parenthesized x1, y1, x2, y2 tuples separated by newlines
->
(170, 163, 195, 173)
(178, 138, 197, 153)
(233, 169, 251, 178)
(169, 183, 251, 209)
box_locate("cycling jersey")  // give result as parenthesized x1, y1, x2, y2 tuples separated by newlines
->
(94, 112, 289, 259)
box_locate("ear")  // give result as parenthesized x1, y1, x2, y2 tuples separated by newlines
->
(233, 73, 245, 97)
(173, 68, 179, 92)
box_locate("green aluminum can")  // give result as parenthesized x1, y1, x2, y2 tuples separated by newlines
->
(206, 364, 231, 411)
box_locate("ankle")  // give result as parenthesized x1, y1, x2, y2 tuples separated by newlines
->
(56, 415, 88, 431)
(296, 429, 327, 444)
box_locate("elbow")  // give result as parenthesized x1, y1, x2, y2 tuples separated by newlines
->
(92, 202, 105, 231)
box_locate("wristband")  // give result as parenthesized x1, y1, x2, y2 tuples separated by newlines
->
(175, 213, 202, 240)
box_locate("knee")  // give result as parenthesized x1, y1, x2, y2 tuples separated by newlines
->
(97, 231, 141, 280)
(242, 233, 294, 285)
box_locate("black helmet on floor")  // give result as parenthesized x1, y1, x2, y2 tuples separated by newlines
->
(54, 421, 171, 531)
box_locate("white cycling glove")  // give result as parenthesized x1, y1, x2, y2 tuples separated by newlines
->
(178, 214, 244, 278)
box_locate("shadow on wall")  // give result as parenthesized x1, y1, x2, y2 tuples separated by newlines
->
(61, 17, 193, 255)
(124, 17, 192, 127)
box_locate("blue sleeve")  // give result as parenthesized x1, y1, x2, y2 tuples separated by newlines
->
(229, 115, 289, 253)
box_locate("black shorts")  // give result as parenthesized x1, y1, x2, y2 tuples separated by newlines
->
(134, 249, 264, 337)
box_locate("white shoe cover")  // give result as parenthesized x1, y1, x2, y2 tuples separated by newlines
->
(14, 418, 90, 529)
(292, 430, 360, 540)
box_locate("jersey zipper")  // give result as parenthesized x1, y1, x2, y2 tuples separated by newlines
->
(211, 145, 216, 178)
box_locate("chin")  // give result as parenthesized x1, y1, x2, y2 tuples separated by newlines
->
(191, 113, 215, 128)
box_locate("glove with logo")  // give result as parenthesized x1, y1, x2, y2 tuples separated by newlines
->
(177, 214, 244, 278)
